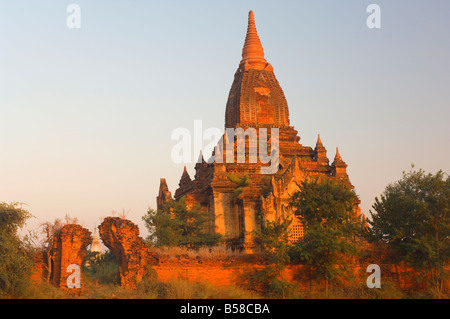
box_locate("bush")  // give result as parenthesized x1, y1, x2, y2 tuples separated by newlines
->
(250, 216, 295, 298)
(369, 167, 450, 293)
(0, 202, 34, 298)
(83, 250, 119, 284)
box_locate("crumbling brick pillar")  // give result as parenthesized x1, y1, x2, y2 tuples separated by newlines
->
(51, 224, 92, 294)
(98, 217, 158, 289)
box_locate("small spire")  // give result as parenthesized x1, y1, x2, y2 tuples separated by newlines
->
(332, 147, 347, 167)
(331, 147, 347, 176)
(159, 178, 169, 191)
(315, 134, 326, 152)
(316, 134, 324, 148)
(182, 166, 190, 178)
(157, 178, 173, 211)
(176, 166, 193, 198)
(240, 10, 267, 69)
(178, 166, 192, 188)
(314, 134, 328, 164)
(335, 147, 342, 161)
(196, 150, 205, 164)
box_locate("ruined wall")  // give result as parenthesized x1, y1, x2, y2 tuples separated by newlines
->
(153, 255, 336, 292)
(51, 224, 92, 294)
(30, 251, 46, 284)
(98, 217, 158, 289)
(154, 255, 265, 288)
(154, 255, 450, 294)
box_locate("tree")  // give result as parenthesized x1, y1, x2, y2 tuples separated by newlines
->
(40, 218, 63, 283)
(289, 177, 361, 292)
(143, 197, 221, 248)
(143, 206, 183, 247)
(0, 202, 34, 298)
(369, 167, 450, 293)
(251, 216, 294, 298)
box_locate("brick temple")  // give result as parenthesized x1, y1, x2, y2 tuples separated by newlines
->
(158, 11, 360, 250)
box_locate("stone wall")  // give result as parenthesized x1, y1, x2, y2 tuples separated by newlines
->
(153, 255, 450, 294)
(154, 255, 265, 288)
(98, 217, 158, 289)
(30, 251, 46, 284)
(51, 224, 92, 294)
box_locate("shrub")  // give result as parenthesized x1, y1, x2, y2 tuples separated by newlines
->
(83, 250, 119, 284)
(0, 202, 34, 298)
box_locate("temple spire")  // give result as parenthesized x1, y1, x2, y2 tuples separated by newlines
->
(196, 150, 205, 164)
(314, 134, 328, 165)
(157, 178, 173, 211)
(181, 166, 191, 182)
(240, 10, 267, 69)
(335, 147, 342, 161)
(331, 147, 348, 177)
(316, 134, 323, 147)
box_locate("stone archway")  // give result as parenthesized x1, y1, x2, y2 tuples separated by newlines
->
(98, 217, 158, 289)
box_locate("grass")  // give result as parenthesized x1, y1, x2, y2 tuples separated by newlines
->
(26, 277, 446, 299)
(16, 273, 449, 299)
(136, 279, 262, 299)
(23, 277, 262, 299)
(301, 282, 406, 299)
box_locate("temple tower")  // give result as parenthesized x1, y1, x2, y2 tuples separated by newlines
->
(158, 11, 359, 251)
(225, 11, 289, 129)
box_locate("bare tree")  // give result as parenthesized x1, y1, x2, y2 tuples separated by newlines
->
(64, 214, 78, 225)
(111, 208, 130, 220)
(39, 219, 63, 282)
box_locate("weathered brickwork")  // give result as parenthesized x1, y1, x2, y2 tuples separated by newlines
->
(158, 11, 361, 251)
(52, 224, 92, 294)
(98, 217, 158, 289)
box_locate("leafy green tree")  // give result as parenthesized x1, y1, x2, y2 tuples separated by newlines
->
(0, 202, 34, 298)
(369, 167, 450, 292)
(143, 207, 183, 247)
(289, 177, 361, 292)
(251, 216, 295, 298)
(143, 197, 221, 248)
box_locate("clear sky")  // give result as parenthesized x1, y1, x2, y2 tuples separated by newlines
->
(1, 1, 449, 240)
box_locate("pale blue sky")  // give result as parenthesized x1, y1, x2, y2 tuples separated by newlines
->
(1, 1, 449, 239)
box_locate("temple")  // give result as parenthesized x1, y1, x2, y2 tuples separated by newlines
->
(158, 11, 360, 250)
(90, 228, 102, 253)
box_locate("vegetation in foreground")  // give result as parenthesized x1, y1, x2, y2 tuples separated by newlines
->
(20, 268, 447, 299)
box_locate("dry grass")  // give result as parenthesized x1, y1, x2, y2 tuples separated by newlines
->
(24, 277, 262, 299)
(19, 277, 446, 299)
(137, 278, 262, 299)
